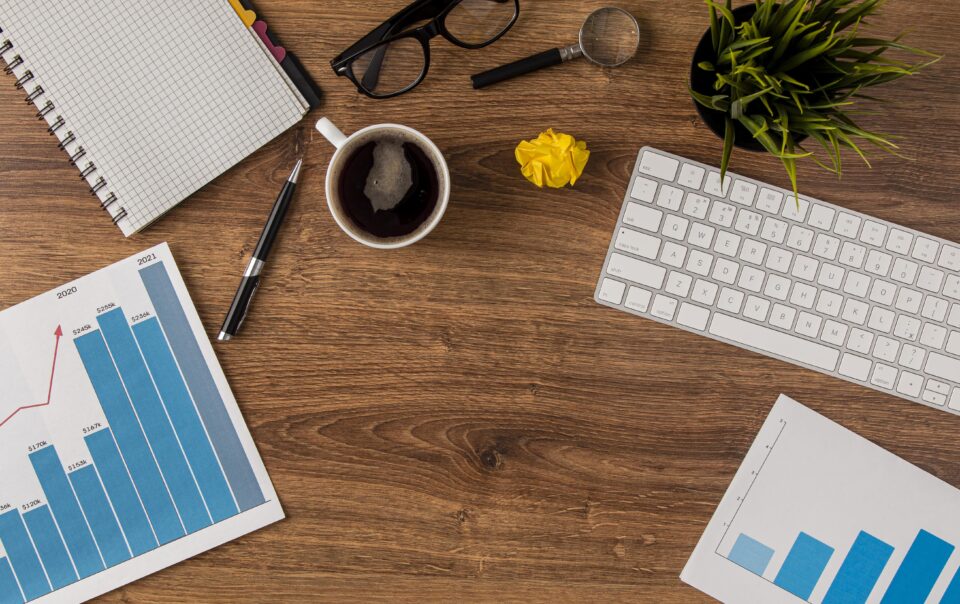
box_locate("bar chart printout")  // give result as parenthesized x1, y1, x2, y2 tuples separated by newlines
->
(0, 243, 283, 603)
(681, 396, 960, 604)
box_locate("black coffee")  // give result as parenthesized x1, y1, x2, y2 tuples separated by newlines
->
(336, 134, 440, 239)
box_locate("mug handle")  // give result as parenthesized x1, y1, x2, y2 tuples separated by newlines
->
(316, 117, 348, 149)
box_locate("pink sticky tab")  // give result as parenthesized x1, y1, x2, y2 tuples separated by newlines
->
(253, 21, 286, 63)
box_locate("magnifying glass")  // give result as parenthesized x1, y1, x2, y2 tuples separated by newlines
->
(472, 7, 640, 89)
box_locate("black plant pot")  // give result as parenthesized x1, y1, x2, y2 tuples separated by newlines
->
(690, 4, 767, 152)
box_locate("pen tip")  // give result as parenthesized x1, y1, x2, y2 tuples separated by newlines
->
(290, 158, 303, 184)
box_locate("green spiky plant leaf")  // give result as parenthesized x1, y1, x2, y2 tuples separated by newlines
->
(691, 0, 940, 202)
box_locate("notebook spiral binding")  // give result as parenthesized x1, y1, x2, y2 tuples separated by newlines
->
(0, 27, 126, 227)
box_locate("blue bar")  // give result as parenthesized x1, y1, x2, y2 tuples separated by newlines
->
(140, 262, 264, 511)
(728, 533, 775, 576)
(943, 567, 960, 604)
(823, 531, 894, 604)
(98, 308, 210, 534)
(74, 330, 184, 544)
(22, 506, 76, 589)
(133, 318, 238, 522)
(0, 511, 49, 600)
(84, 429, 157, 556)
(69, 466, 131, 568)
(774, 532, 835, 599)
(0, 558, 22, 604)
(28, 446, 103, 579)
(880, 529, 954, 604)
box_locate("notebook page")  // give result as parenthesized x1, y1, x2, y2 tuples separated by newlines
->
(0, 0, 307, 236)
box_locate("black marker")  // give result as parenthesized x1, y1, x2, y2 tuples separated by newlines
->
(218, 158, 302, 341)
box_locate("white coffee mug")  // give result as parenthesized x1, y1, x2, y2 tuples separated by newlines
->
(316, 117, 451, 249)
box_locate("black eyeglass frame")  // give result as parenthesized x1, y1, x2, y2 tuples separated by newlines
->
(331, 0, 520, 99)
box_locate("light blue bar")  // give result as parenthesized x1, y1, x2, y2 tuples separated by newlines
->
(0, 557, 22, 604)
(98, 308, 210, 534)
(0, 511, 50, 601)
(84, 429, 157, 556)
(132, 318, 238, 523)
(880, 529, 954, 604)
(728, 533, 775, 576)
(774, 532, 835, 600)
(139, 262, 264, 511)
(69, 466, 131, 568)
(74, 331, 184, 544)
(942, 566, 960, 604)
(823, 531, 894, 604)
(28, 446, 103, 579)
(22, 506, 76, 590)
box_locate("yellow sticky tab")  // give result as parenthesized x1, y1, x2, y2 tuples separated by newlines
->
(515, 129, 590, 189)
(228, 0, 257, 27)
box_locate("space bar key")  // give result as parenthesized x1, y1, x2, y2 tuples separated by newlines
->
(709, 313, 841, 372)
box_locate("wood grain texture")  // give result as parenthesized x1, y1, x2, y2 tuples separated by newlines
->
(0, 0, 958, 601)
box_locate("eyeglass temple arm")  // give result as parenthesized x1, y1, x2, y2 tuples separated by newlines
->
(333, 0, 445, 66)
(359, 0, 452, 91)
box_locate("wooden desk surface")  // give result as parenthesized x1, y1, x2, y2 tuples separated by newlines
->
(1, 1, 958, 601)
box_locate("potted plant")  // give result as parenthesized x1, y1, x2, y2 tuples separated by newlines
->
(690, 0, 939, 198)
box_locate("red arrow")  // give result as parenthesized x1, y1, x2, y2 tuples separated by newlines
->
(0, 325, 63, 428)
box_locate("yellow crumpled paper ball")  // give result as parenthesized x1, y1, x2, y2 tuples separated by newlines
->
(515, 129, 590, 188)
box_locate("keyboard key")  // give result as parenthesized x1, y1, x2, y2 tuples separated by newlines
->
(661, 242, 687, 268)
(808, 204, 836, 230)
(782, 197, 811, 222)
(817, 264, 845, 290)
(912, 237, 939, 263)
(713, 258, 739, 285)
(599, 279, 626, 304)
(841, 299, 869, 326)
(662, 215, 689, 240)
(656, 185, 684, 211)
(843, 272, 871, 298)
(899, 345, 926, 371)
(950, 304, 960, 328)
(766, 248, 793, 273)
(790, 283, 817, 309)
(948, 332, 960, 356)
(623, 202, 663, 232)
(769, 304, 797, 330)
(692, 279, 719, 306)
(920, 324, 947, 350)
(886, 229, 913, 255)
(730, 180, 758, 206)
(756, 188, 784, 214)
(865, 250, 893, 276)
(651, 295, 679, 320)
(922, 390, 947, 406)
(939, 245, 960, 271)
(686, 250, 713, 276)
(761, 218, 789, 245)
(868, 307, 895, 333)
(952, 390, 960, 411)
(834, 213, 862, 239)
(891, 258, 919, 285)
(786, 225, 813, 251)
(710, 313, 840, 371)
(677, 303, 710, 331)
(765, 275, 791, 301)
(921, 297, 949, 322)
(893, 315, 920, 341)
(895, 288, 922, 315)
(792, 256, 819, 281)
(796, 312, 822, 338)
(860, 220, 887, 246)
(816, 291, 843, 317)
(630, 177, 658, 202)
(607, 253, 666, 289)
(869, 280, 896, 306)
(625, 286, 652, 312)
(821, 321, 848, 346)
(615, 227, 661, 259)
(839, 242, 866, 268)
(928, 380, 951, 396)
(705, 172, 733, 197)
(718, 288, 744, 313)
(897, 372, 924, 398)
(813, 234, 840, 260)
(944, 275, 960, 300)
(678, 163, 705, 190)
(709, 201, 736, 228)
(666, 271, 693, 297)
(847, 328, 874, 354)
(683, 193, 711, 219)
(740, 239, 768, 266)
(871, 364, 898, 390)
(735, 210, 763, 236)
(917, 266, 945, 293)
(639, 150, 679, 181)
(688, 223, 716, 249)
(744, 296, 770, 321)
(715, 231, 741, 257)
(738, 266, 765, 293)
(839, 354, 872, 381)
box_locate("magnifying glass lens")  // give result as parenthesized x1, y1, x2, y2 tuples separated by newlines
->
(581, 8, 640, 67)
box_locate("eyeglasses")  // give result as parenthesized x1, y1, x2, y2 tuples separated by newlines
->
(331, 0, 520, 99)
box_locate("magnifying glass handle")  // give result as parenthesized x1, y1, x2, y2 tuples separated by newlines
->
(472, 45, 580, 89)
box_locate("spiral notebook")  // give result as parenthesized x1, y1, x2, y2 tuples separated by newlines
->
(0, 0, 312, 237)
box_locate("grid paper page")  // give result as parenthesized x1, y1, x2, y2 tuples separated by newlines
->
(0, 1, 308, 236)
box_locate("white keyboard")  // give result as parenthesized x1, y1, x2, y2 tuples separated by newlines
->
(595, 147, 960, 414)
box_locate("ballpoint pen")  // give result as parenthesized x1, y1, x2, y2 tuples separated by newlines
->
(218, 158, 302, 341)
